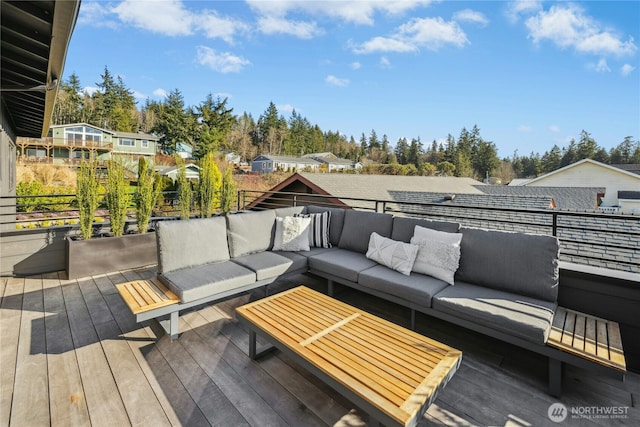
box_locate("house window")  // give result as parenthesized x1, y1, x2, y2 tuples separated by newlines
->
(141, 140, 149, 148)
(119, 139, 135, 147)
(65, 126, 102, 145)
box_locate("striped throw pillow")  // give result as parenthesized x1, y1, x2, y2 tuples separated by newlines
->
(295, 211, 331, 248)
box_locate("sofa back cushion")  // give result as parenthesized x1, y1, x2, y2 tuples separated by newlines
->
(227, 209, 277, 257)
(306, 205, 346, 246)
(338, 210, 394, 253)
(456, 227, 560, 302)
(391, 217, 460, 243)
(274, 206, 307, 217)
(156, 216, 229, 274)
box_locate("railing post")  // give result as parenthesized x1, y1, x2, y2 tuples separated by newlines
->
(552, 212, 557, 237)
(293, 194, 297, 207)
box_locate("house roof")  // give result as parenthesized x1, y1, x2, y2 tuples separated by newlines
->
(526, 159, 640, 185)
(254, 155, 321, 165)
(50, 123, 158, 140)
(1, 1, 81, 138)
(390, 191, 555, 210)
(477, 186, 604, 211)
(612, 164, 640, 176)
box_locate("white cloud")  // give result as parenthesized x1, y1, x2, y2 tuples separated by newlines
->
(517, 125, 533, 132)
(454, 9, 489, 27)
(257, 15, 323, 38)
(77, 2, 119, 29)
(621, 64, 636, 76)
(525, 4, 637, 57)
(196, 46, 251, 73)
(83, 86, 99, 96)
(214, 92, 233, 100)
(588, 58, 611, 73)
(112, 0, 193, 36)
(505, 0, 542, 23)
(277, 104, 295, 113)
(352, 36, 417, 54)
(325, 75, 350, 87)
(548, 125, 561, 132)
(132, 90, 147, 100)
(153, 88, 168, 98)
(110, 0, 246, 42)
(246, 0, 435, 26)
(380, 56, 391, 67)
(352, 17, 468, 54)
(350, 62, 362, 70)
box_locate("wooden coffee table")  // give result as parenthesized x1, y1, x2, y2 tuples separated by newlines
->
(236, 286, 462, 427)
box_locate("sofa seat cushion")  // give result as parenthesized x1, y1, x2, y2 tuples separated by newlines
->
(290, 246, 333, 258)
(232, 251, 303, 281)
(358, 265, 449, 307)
(270, 251, 308, 272)
(432, 282, 557, 345)
(159, 261, 256, 303)
(308, 248, 378, 283)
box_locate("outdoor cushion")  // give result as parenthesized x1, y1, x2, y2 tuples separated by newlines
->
(232, 251, 303, 281)
(338, 210, 394, 253)
(227, 209, 277, 257)
(391, 216, 460, 242)
(456, 227, 560, 302)
(271, 251, 309, 272)
(410, 226, 463, 285)
(365, 232, 419, 276)
(358, 265, 449, 307)
(288, 246, 334, 258)
(159, 260, 256, 303)
(272, 216, 311, 252)
(432, 281, 557, 345)
(156, 216, 230, 274)
(308, 248, 378, 283)
(306, 206, 346, 247)
(295, 211, 332, 248)
(275, 206, 307, 217)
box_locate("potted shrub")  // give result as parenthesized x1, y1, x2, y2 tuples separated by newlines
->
(66, 158, 159, 280)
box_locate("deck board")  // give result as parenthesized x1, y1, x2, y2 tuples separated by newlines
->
(0, 268, 638, 427)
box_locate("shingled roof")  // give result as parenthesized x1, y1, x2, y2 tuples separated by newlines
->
(476, 186, 604, 211)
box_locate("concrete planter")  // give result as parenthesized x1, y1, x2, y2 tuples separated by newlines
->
(66, 231, 157, 279)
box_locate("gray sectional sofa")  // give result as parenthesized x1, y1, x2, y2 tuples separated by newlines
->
(154, 205, 573, 394)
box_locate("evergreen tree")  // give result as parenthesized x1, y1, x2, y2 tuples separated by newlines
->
(153, 89, 193, 153)
(194, 94, 235, 158)
(541, 145, 562, 173)
(394, 137, 409, 164)
(576, 130, 598, 160)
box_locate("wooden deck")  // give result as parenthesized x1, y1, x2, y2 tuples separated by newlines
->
(1, 268, 638, 427)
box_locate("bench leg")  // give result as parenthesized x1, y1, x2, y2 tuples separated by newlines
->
(158, 311, 180, 341)
(549, 358, 563, 397)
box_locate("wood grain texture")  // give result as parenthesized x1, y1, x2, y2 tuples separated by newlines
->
(236, 286, 462, 427)
(547, 307, 626, 372)
(116, 278, 179, 314)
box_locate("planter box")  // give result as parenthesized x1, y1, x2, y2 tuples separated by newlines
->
(66, 232, 157, 280)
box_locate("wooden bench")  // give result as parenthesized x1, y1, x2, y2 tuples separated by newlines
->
(116, 278, 181, 337)
(546, 306, 626, 396)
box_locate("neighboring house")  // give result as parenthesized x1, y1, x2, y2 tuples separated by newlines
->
(247, 172, 487, 210)
(169, 142, 193, 159)
(156, 164, 201, 182)
(223, 151, 241, 165)
(15, 123, 158, 165)
(1, 1, 80, 232)
(522, 159, 640, 213)
(251, 155, 321, 173)
(611, 164, 640, 176)
(303, 152, 361, 172)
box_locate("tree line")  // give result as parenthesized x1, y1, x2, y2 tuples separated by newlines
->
(53, 67, 639, 181)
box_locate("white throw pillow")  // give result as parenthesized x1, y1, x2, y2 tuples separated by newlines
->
(410, 225, 463, 285)
(366, 232, 419, 276)
(272, 216, 311, 251)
